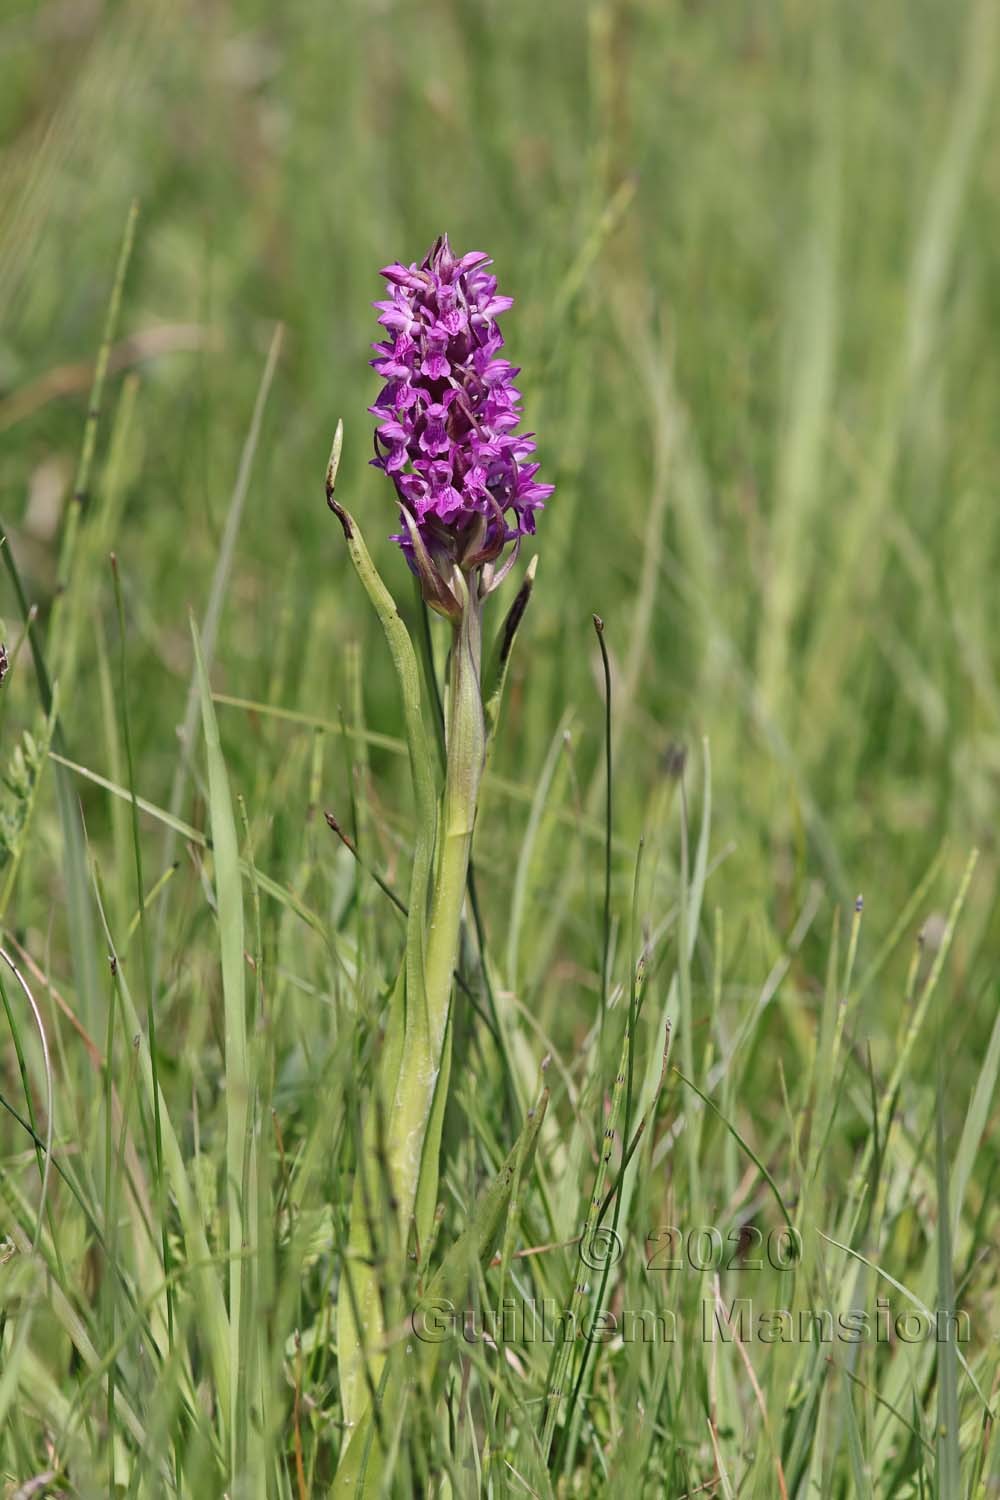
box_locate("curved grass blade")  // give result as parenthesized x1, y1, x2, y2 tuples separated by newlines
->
(672, 1065, 798, 1241)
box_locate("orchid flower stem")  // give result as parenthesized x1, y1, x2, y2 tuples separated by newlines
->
(412, 577, 447, 775)
(334, 548, 486, 1467)
(392, 578, 485, 1245)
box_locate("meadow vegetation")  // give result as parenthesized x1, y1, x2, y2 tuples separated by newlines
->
(2, 0, 1000, 1493)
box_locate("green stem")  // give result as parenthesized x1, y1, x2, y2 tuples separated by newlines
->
(336, 575, 485, 1463)
(390, 579, 485, 1243)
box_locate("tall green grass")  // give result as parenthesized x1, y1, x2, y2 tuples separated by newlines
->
(2, 0, 1000, 1493)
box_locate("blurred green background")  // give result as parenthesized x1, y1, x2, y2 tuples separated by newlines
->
(4, 0, 999, 919)
(3, 0, 1000, 1490)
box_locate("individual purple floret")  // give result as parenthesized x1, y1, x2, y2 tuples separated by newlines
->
(369, 235, 553, 594)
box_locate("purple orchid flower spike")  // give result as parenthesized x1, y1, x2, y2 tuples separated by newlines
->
(334, 240, 553, 1475)
(369, 234, 553, 616)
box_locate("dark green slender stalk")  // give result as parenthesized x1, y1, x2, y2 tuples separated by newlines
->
(558, 837, 645, 1476)
(594, 614, 612, 1036)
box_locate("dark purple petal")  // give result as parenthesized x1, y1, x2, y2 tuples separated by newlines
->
(479, 295, 515, 318)
(419, 403, 452, 455)
(380, 263, 426, 289)
(456, 250, 491, 273)
(420, 352, 451, 381)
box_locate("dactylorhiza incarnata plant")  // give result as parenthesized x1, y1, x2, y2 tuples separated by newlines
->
(326, 235, 552, 1485)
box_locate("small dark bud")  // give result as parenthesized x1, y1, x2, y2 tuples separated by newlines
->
(662, 742, 687, 780)
(325, 811, 357, 855)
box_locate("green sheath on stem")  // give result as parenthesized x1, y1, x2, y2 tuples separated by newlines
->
(329, 438, 487, 1456)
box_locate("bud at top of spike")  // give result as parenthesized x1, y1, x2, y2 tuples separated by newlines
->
(369, 235, 553, 587)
